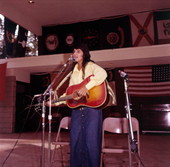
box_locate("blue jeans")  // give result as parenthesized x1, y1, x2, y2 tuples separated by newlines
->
(70, 107, 102, 167)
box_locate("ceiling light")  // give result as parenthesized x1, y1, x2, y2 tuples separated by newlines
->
(28, 0, 35, 4)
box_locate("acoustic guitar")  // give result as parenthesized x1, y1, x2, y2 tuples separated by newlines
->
(52, 75, 108, 108)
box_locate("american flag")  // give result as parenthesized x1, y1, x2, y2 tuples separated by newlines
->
(124, 65, 170, 97)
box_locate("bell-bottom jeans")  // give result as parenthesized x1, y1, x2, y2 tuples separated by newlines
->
(70, 107, 103, 167)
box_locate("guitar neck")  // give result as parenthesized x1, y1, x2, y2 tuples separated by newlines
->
(51, 94, 73, 104)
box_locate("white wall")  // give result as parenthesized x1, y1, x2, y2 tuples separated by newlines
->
(0, 44, 170, 83)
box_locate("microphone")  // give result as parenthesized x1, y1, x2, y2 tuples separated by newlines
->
(118, 70, 128, 80)
(64, 55, 76, 67)
(33, 94, 42, 98)
(68, 55, 76, 62)
(33, 91, 54, 98)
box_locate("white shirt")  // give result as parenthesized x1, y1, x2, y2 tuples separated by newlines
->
(69, 62, 107, 90)
(54, 62, 116, 106)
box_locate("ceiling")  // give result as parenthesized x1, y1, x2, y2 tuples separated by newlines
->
(0, 0, 170, 82)
(1, 0, 170, 36)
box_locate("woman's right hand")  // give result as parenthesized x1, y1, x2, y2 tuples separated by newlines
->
(46, 101, 58, 107)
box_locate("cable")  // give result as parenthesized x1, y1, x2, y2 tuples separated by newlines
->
(134, 151, 146, 167)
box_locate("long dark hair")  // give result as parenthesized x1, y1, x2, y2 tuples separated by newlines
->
(73, 43, 94, 79)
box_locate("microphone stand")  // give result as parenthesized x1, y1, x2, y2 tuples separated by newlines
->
(40, 94, 46, 167)
(122, 74, 138, 167)
(39, 57, 74, 167)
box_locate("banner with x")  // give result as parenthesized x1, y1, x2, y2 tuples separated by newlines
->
(130, 12, 154, 46)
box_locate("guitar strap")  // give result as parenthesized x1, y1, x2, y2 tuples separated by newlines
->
(105, 80, 117, 106)
(54, 71, 72, 100)
(55, 71, 72, 91)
